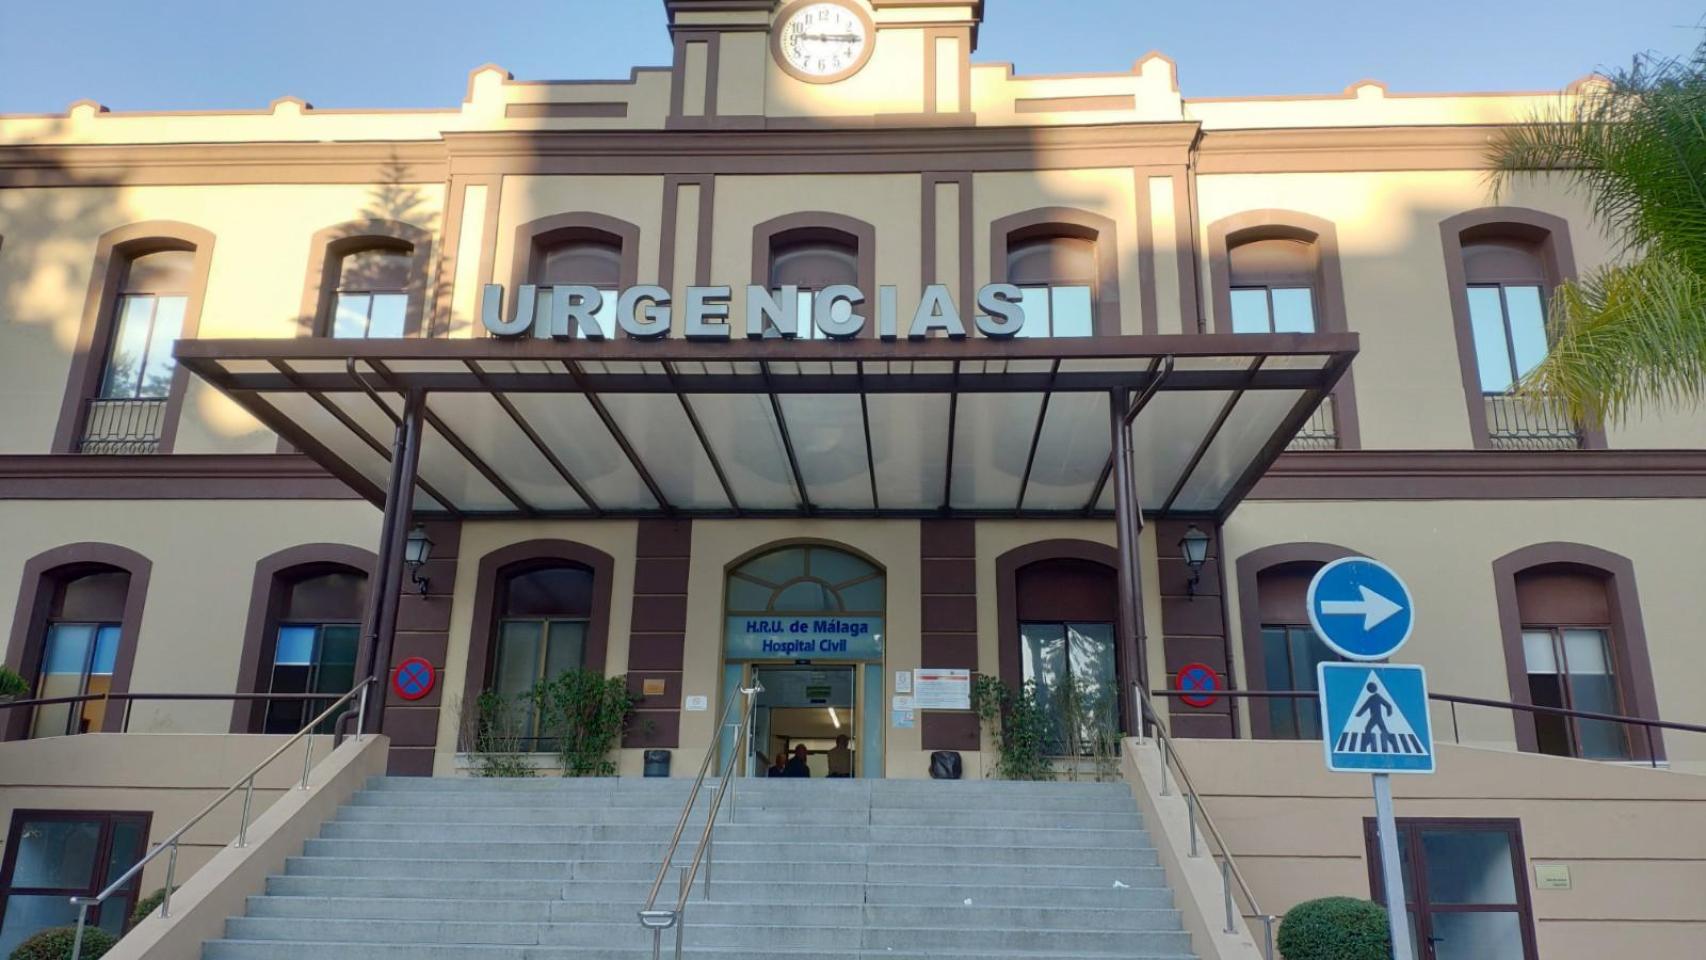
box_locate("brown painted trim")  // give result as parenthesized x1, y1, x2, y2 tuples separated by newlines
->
(1361, 817, 1542, 960)
(1232, 541, 1361, 738)
(0, 453, 361, 499)
(1439, 206, 1604, 450)
(231, 544, 376, 733)
(750, 211, 878, 337)
(51, 220, 215, 455)
(0, 141, 448, 188)
(504, 102, 629, 119)
(506, 211, 643, 325)
(920, 173, 974, 315)
(1171, 169, 1201, 333)
(660, 175, 717, 291)
(296, 219, 434, 339)
(1490, 542, 1663, 760)
(459, 538, 617, 726)
(921, 27, 973, 115)
(1249, 449, 1706, 500)
(671, 30, 723, 121)
(1132, 171, 1158, 335)
(1015, 95, 1136, 114)
(989, 207, 1122, 337)
(993, 539, 1134, 734)
(1194, 125, 1520, 175)
(1206, 209, 1361, 448)
(771, 0, 877, 86)
(3, 542, 151, 740)
(475, 175, 504, 289)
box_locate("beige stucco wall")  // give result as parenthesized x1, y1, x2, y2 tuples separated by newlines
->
(1224, 499, 1706, 770)
(1174, 738, 1706, 960)
(0, 499, 380, 733)
(0, 733, 314, 892)
(0, 181, 444, 455)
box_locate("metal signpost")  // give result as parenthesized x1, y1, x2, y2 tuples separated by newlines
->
(1307, 557, 1429, 960)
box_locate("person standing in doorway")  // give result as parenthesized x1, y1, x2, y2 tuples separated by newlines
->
(767, 751, 787, 778)
(827, 734, 853, 778)
(784, 744, 812, 777)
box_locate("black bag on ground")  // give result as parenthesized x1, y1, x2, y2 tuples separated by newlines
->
(929, 750, 963, 780)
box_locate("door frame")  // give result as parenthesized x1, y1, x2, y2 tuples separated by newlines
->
(1363, 816, 1540, 960)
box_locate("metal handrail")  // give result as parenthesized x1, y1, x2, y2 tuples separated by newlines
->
(637, 680, 762, 960)
(1133, 683, 1276, 959)
(0, 689, 371, 736)
(67, 677, 375, 960)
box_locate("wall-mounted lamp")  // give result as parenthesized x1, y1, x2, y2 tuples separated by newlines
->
(1179, 524, 1211, 598)
(404, 524, 434, 595)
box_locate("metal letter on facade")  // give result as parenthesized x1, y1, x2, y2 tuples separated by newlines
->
(684, 286, 734, 341)
(813, 284, 867, 338)
(480, 283, 536, 337)
(974, 283, 1026, 338)
(618, 286, 673, 338)
(908, 284, 967, 339)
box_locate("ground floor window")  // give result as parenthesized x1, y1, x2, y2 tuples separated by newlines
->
(0, 810, 149, 956)
(1260, 623, 1338, 740)
(1522, 626, 1629, 760)
(32, 622, 120, 738)
(267, 622, 359, 734)
(1020, 621, 1117, 756)
(493, 564, 593, 748)
(1365, 818, 1538, 960)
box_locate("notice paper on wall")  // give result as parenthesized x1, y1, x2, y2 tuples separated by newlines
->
(891, 709, 916, 729)
(684, 695, 709, 712)
(892, 695, 915, 712)
(913, 668, 971, 710)
(894, 670, 912, 694)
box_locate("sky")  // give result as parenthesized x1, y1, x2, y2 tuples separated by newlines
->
(0, 0, 1700, 113)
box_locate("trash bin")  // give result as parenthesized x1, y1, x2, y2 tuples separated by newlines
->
(643, 749, 671, 777)
(929, 750, 963, 780)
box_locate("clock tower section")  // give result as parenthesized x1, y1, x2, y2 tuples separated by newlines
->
(662, 0, 982, 127)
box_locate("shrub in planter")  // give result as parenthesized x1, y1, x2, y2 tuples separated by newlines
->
(9, 926, 117, 960)
(129, 887, 173, 929)
(0, 665, 28, 702)
(1277, 897, 1391, 960)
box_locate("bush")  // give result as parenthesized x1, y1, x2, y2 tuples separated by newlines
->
(970, 674, 1054, 781)
(532, 670, 637, 778)
(129, 887, 173, 929)
(460, 691, 539, 778)
(1277, 897, 1391, 960)
(0, 665, 28, 699)
(9, 926, 117, 960)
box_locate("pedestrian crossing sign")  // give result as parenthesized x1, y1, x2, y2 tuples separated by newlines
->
(1317, 662, 1435, 774)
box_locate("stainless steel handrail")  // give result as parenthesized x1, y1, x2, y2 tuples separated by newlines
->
(637, 680, 762, 960)
(1134, 683, 1276, 960)
(67, 677, 375, 960)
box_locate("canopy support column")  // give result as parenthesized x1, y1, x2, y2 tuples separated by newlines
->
(1109, 388, 1150, 736)
(359, 389, 425, 736)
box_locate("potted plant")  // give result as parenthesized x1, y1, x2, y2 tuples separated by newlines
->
(0, 665, 28, 705)
(1276, 896, 1392, 960)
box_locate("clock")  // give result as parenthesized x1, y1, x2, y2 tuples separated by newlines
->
(772, 0, 875, 84)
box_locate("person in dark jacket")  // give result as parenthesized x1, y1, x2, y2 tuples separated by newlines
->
(783, 744, 812, 777)
(767, 751, 787, 778)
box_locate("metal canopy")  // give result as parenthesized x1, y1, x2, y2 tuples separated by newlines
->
(176, 333, 1355, 521)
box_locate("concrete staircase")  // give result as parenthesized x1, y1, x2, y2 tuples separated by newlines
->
(203, 776, 1196, 960)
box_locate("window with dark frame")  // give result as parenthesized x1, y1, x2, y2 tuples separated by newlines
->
(1227, 236, 1318, 335)
(1513, 564, 1633, 761)
(1258, 623, 1337, 740)
(263, 570, 366, 735)
(1006, 235, 1095, 338)
(82, 249, 193, 454)
(330, 246, 412, 339)
(1365, 818, 1539, 960)
(29, 570, 129, 739)
(1013, 558, 1120, 756)
(491, 563, 594, 748)
(769, 230, 860, 340)
(0, 810, 150, 956)
(533, 237, 623, 340)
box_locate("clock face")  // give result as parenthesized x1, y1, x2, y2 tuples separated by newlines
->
(777, 2, 871, 83)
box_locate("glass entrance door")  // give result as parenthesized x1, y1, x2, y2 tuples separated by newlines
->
(749, 665, 858, 778)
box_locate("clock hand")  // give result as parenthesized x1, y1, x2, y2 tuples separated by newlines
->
(799, 32, 861, 42)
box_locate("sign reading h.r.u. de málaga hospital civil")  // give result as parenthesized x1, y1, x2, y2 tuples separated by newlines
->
(481, 282, 1042, 340)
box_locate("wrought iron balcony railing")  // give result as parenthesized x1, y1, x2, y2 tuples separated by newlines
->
(1484, 394, 1582, 451)
(1285, 395, 1338, 451)
(78, 398, 167, 454)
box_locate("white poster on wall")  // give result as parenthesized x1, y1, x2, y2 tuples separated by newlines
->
(684, 695, 709, 712)
(894, 670, 913, 694)
(912, 668, 971, 710)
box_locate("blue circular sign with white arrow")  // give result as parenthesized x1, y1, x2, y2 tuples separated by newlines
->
(1306, 557, 1414, 661)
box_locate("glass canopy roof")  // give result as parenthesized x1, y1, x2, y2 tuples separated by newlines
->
(177, 333, 1353, 520)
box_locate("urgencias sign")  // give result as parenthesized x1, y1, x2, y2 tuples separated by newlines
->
(481, 282, 1037, 340)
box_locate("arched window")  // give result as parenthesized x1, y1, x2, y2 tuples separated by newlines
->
(55, 223, 212, 455)
(491, 562, 594, 747)
(1235, 543, 1361, 739)
(28, 570, 128, 739)
(533, 235, 623, 339)
(991, 208, 1120, 338)
(262, 569, 366, 734)
(1015, 557, 1118, 755)
(1493, 543, 1661, 762)
(1228, 237, 1318, 334)
(1442, 209, 1590, 449)
(300, 220, 432, 339)
(726, 544, 883, 615)
(768, 229, 859, 341)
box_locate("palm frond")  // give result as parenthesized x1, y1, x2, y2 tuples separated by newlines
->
(1519, 256, 1706, 423)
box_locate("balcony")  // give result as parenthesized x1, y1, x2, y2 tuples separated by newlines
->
(1285, 395, 1339, 451)
(1484, 394, 1582, 451)
(78, 398, 167, 454)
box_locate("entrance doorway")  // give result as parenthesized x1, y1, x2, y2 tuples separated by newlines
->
(750, 665, 857, 777)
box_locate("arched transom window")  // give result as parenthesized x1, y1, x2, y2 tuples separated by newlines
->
(726, 545, 883, 615)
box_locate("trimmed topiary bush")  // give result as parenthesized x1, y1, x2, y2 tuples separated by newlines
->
(1277, 896, 1392, 960)
(8, 925, 117, 960)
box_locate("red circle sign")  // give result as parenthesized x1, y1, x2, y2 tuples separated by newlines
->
(393, 657, 436, 701)
(1176, 662, 1222, 708)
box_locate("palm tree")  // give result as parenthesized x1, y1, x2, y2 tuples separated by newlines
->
(1488, 37, 1706, 424)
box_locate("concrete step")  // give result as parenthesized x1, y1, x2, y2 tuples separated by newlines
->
(206, 943, 1196, 960)
(332, 803, 1144, 830)
(316, 820, 1150, 849)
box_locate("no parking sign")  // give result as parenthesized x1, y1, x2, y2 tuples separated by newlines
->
(393, 657, 436, 701)
(1174, 663, 1222, 708)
